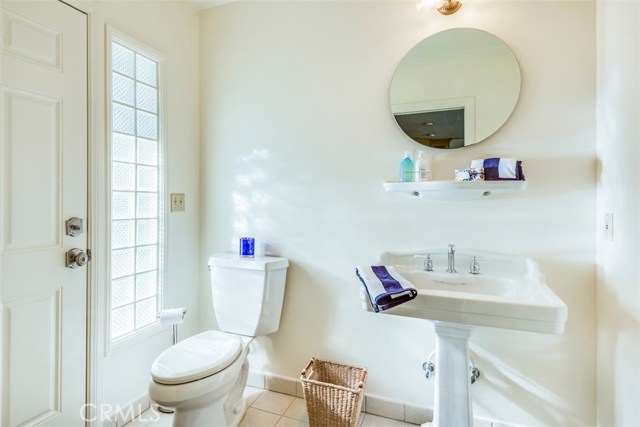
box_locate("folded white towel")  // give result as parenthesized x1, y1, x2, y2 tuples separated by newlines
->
(355, 266, 417, 312)
(470, 159, 484, 170)
(497, 158, 517, 179)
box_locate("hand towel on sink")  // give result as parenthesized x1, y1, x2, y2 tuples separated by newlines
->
(470, 158, 525, 181)
(355, 266, 417, 312)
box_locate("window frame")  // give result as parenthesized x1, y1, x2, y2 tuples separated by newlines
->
(105, 27, 167, 352)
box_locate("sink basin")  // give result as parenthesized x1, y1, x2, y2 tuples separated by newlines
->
(367, 249, 567, 334)
(359, 248, 568, 427)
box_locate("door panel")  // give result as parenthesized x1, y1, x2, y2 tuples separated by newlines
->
(1, 88, 62, 252)
(4, 289, 62, 426)
(1, 8, 62, 70)
(0, 1, 88, 426)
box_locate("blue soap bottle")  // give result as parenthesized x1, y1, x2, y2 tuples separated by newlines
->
(400, 151, 414, 182)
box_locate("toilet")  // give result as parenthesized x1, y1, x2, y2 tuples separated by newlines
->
(149, 254, 289, 427)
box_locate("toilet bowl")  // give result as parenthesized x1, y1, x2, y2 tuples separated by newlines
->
(149, 254, 289, 427)
(149, 330, 252, 427)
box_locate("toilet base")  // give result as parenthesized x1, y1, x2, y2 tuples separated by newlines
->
(170, 396, 247, 427)
(225, 397, 247, 427)
(151, 336, 253, 427)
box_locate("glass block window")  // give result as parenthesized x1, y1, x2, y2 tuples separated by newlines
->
(109, 39, 163, 342)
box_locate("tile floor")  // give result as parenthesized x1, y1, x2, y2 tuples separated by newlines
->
(127, 387, 419, 427)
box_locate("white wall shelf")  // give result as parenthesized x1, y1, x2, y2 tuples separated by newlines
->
(383, 180, 527, 200)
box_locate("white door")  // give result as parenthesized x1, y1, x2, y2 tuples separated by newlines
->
(0, 1, 88, 426)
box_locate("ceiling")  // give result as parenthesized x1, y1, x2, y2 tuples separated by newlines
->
(394, 108, 464, 141)
(186, 0, 234, 9)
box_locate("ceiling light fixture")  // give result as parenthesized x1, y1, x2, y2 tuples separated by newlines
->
(437, 0, 462, 15)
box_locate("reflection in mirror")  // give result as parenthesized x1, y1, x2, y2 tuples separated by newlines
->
(390, 28, 521, 149)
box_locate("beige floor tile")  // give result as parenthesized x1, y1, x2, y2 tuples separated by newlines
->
(152, 412, 174, 427)
(361, 413, 417, 427)
(251, 390, 295, 415)
(136, 388, 424, 427)
(275, 417, 309, 427)
(282, 398, 308, 422)
(243, 386, 263, 407)
(125, 417, 152, 427)
(126, 407, 172, 427)
(239, 408, 280, 427)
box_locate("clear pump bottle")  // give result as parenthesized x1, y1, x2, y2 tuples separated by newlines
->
(414, 150, 431, 182)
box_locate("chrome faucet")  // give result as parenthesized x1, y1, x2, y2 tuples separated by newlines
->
(446, 244, 457, 273)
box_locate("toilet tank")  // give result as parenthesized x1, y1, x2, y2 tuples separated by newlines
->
(208, 254, 289, 337)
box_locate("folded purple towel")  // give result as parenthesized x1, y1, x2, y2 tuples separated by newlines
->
(471, 158, 525, 181)
(355, 266, 417, 312)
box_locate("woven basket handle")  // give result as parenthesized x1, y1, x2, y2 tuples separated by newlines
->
(301, 358, 315, 377)
(358, 368, 368, 389)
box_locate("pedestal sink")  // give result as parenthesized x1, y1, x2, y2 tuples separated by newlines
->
(360, 248, 568, 427)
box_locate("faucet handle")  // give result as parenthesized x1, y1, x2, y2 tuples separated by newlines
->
(423, 255, 433, 272)
(448, 244, 455, 254)
(470, 256, 480, 275)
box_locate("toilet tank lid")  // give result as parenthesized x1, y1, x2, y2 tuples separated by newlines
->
(208, 253, 289, 271)
(150, 330, 242, 385)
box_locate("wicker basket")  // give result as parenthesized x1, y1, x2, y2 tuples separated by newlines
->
(300, 358, 368, 427)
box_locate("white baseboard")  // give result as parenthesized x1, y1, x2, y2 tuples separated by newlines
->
(98, 393, 151, 427)
(253, 370, 524, 427)
(253, 369, 431, 424)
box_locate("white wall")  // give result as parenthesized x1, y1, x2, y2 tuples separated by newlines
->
(78, 0, 201, 419)
(200, 1, 596, 426)
(596, 1, 640, 426)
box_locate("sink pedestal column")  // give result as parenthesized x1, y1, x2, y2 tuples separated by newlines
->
(428, 322, 473, 427)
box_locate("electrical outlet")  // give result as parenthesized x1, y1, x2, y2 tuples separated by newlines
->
(170, 193, 185, 212)
(604, 212, 613, 242)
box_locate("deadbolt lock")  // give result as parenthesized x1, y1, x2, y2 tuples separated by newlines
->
(66, 248, 90, 269)
(66, 217, 84, 237)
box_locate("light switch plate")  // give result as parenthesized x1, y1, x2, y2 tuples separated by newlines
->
(604, 212, 613, 242)
(170, 193, 185, 212)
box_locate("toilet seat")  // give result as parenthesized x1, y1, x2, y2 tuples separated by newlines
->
(151, 330, 242, 385)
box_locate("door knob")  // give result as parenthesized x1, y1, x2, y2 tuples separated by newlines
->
(66, 248, 90, 269)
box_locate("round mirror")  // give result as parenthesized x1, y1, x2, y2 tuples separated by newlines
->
(389, 28, 521, 149)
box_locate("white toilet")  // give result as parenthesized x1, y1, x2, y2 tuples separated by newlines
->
(149, 254, 289, 427)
